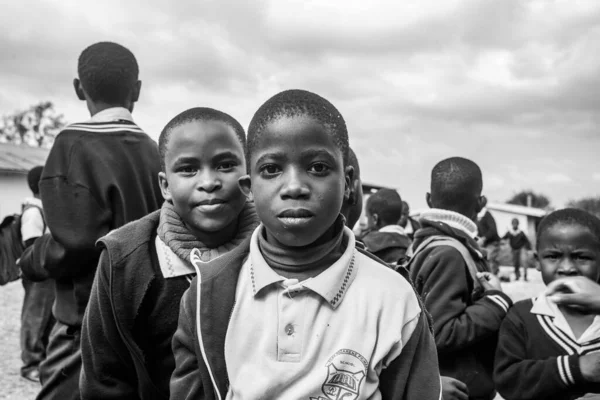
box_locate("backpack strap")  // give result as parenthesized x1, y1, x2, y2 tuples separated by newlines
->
(406, 235, 483, 291)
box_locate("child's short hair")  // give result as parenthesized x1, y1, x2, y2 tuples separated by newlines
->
(512, 218, 519, 225)
(430, 157, 482, 215)
(536, 208, 600, 248)
(78, 42, 139, 105)
(366, 188, 403, 226)
(247, 89, 348, 167)
(158, 107, 246, 170)
(27, 166, 44, 195)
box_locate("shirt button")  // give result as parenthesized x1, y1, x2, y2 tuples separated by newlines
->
(285, 324, 295, 336)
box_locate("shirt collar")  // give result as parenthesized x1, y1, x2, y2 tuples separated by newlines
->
(531, 292, 600, 343)
(88, 107, 134, 123)
(420, 208, 478, 239)
(155, 235, 195, 278)
(249, 225, 358, 309)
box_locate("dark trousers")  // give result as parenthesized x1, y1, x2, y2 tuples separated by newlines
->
(36, 322, 81, 400)
(512, 248, 527, 280)
(21, 278, 55, 375)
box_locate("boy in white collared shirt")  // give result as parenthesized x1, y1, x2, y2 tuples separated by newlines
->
(494, 208, 600, 400)
(170, 90, 441, 400)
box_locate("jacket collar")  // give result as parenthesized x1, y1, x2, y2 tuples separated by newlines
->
(419, 208, 478, 239)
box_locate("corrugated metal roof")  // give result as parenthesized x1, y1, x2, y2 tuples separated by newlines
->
(0, 143, 50, 173)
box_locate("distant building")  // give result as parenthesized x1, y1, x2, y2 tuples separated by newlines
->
(0, 143, 50, 218)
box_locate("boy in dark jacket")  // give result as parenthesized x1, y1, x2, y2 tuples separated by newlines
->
(408, 157, 512, 400)
(18, 42, 163, 400)
(362, 188, 411, 265)
(19, 166, 55, 382)
(477, 208, 501, 275)
(170, 89, 440, 400)
(80, 108, 259, 400)
(494, 208, 600, 400)
(502, 218, 532, 281)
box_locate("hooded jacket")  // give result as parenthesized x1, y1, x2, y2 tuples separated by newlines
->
(409, 216, 512, 399)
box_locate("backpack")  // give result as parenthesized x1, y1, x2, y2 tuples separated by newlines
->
(0, 204, 45, 286)
(402, 235, 488, 293)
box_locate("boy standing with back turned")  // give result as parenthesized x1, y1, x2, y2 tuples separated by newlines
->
(408, 157, 512, 400)
(170, 89, 440, 399)
(19, 42, 163, 400)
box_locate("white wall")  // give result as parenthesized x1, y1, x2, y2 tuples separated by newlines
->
(488, 209, 536, 247)
(0, 172, 30, 219)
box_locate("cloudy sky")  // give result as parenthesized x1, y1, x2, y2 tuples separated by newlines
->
(1, 0, 599, 210)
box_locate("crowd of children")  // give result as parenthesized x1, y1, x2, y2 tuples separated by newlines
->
(7, 40, 599, 400)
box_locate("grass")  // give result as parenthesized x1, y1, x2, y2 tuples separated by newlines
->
(0, 263, 545, 400)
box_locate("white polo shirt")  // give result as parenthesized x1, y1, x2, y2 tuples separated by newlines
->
(20, 197, 46, 242)
(224, 225, 422, 400)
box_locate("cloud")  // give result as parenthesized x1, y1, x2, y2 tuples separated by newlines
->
(546, 173, 573, 184)
(0, 0, 598, 210)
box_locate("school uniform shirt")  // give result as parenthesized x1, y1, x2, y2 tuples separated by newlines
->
(502, 229, 531, 251)
(494, 294, 600, 400)
(170, 226, 441, 400)
(21, 197, 46, 242)
(18, 107, 163, 327)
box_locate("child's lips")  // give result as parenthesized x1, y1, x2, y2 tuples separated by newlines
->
(277, 209, 315, 227)
(195, 199, 227, 213)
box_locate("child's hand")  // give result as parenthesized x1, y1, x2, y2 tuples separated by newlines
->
(547, 277, 600, 314)
(579, 352, 600, 383)
(441, 376, 469, 400)
(476, 272, 502, 291)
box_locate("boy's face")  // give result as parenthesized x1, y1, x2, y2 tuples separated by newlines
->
(365, 209, 378, 231)
(241, 115, 350, 247)
(536, 223, 600, 286)
(159, 120, 247, 239)
(512, 219, 519, 230)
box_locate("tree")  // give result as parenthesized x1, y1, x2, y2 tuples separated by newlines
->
(0, 101, 66, 148)
(568, 197, 600, 218)
(507, 190, 551, 209)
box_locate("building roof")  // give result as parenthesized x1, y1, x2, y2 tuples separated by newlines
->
(0, 143, 50, 174)
(487, 202, 548, 218)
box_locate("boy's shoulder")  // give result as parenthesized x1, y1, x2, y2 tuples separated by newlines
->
(98, 210, 160, 263)
(354, 247, 418, 300)
(53, 120, 149, 148)
(506, 297, 537, 322)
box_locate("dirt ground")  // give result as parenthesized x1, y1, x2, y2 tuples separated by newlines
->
(0, 266, 545, 400)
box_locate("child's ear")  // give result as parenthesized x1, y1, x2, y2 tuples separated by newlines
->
(238, 175, 253, 199)
(132, 80, 142, 102)
(158, 172, 172, 203)
(476, 195, 488, 214)
(73, 78, 86, 101)
(426, 192, 433, 208)
(343, 166, 354, 201)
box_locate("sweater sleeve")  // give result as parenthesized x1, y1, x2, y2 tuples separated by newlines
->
(493, 308, 588, 400)
(36, 135, 112, 279)
(80, 250, 139, 400)
(414, 247, 512, 353)
(170, 285, 204, 400)
(379, 311, 441, 400)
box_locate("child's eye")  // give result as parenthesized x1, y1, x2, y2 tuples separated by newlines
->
(178, 166, 197, 175)
(544, 254, 560, 260)
(308, 163, 330, 175)
(259, 164, 281, 176)
(217, 162, 237, 171)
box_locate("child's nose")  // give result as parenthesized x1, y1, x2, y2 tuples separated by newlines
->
(557, 258, 579, 276)
(280, 171, 309, 199)
(196, 171, 221, 193)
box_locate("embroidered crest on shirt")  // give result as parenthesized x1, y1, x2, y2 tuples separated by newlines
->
(310, 348, 368, 400)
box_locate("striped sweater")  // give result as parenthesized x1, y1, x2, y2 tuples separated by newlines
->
(494, 297, 600, 400)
